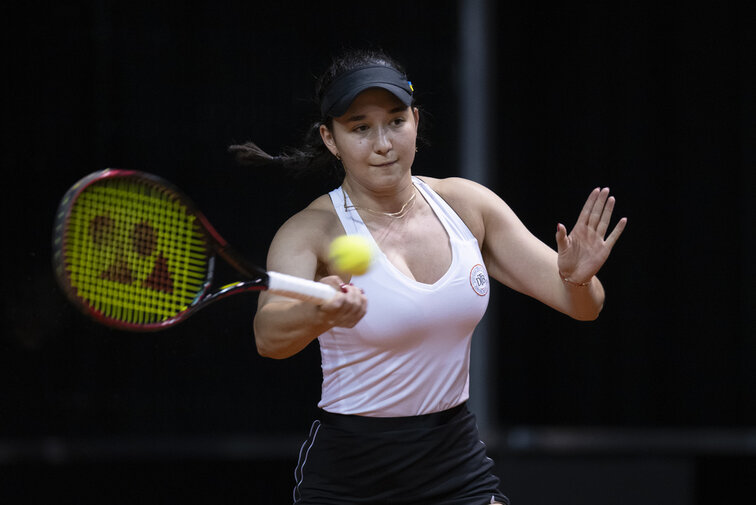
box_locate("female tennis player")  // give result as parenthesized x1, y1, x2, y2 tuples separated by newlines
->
(231, 48, 626, 505)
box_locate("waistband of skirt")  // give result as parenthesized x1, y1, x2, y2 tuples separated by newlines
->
(319, 402, 468, 432)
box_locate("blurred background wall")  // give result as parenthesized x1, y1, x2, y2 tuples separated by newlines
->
(1, 1, 754, 503)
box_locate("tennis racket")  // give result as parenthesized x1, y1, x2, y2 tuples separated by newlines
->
(52, 169, 337, 331)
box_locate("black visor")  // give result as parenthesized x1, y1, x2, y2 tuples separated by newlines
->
(320, 65, 414, 118)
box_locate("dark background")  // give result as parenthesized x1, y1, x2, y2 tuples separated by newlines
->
(2, 2, 754, 504)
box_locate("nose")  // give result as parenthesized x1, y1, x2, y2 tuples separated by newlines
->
(372, 127, 392, 154)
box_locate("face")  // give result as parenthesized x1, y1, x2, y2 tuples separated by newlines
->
(320, 88, 419, 193)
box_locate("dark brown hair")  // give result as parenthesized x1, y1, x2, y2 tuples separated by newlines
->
(228, 48, 414, 184)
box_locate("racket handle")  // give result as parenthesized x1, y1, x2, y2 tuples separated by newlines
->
(266, 271, 338, 304)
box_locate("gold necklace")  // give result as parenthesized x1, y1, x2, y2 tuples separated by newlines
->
(342, 185, 417, 219)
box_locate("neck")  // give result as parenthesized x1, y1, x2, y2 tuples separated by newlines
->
(342, 180, 417, 219)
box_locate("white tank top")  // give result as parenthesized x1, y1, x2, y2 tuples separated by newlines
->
(318, 177, 490, 417)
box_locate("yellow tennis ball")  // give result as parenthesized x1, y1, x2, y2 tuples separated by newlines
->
(329, 235, 372, 276)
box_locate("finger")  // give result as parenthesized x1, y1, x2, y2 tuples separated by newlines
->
(555, 223, 569, 252)
(604, 217, 628, 249)
(319, 275, 345, 291)
(587, 187, 610, 229)
(338, 284, 367, 311)
(319, 292, 348, 313)
(596, 196, 615, 238)
(342, 301, 367, 326)
(331, 287, 367, 327)
(575, 187, 601, 229)
(340, 282, 365, 295)
(322, 298, 358, 326)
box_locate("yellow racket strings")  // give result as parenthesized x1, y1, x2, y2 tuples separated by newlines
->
(64, 178, 210, 324)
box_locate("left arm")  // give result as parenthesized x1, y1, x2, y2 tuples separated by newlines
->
(426, 178, 627, 321)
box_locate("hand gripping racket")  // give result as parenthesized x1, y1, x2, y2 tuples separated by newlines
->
(52, 169, 337, 331)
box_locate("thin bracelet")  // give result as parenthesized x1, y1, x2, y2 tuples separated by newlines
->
(559, 271, 592, 287)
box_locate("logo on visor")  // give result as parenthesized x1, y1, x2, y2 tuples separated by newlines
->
(469, 264, 488, 296)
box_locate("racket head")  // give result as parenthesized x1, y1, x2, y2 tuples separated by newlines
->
(52, 169, 215, 331)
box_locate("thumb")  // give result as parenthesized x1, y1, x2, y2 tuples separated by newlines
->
(555, 223, 569, 252)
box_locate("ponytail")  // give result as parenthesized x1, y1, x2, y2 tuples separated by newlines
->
(229, 47, 418, 185)
(228, 121, 344, 183)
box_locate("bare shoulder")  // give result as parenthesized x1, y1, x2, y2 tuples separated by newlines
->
(418, 176, 492, 201)
(267, 193, 345, 273)
(416, 176, 493, 241)
(273, 194, 343, 246)
(278, 194, 340, 232)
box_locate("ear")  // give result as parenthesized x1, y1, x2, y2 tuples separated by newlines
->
(412, 107, 420, 128)
(319, 124, 339, 157)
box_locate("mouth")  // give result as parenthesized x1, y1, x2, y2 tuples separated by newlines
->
(372, 160, 398, 167)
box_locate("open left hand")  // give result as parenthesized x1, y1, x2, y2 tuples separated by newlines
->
(556, 187, 627, 284)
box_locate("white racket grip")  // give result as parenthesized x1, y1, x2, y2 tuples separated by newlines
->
(266, 271, 338, 304)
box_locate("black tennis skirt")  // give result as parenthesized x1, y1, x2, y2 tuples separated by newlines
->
(292, 402, 509, 505)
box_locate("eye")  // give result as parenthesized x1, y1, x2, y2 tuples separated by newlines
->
(352, 124, 369, 133)
(391, 117, 406, 127)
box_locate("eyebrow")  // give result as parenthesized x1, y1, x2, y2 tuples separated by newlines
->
(345, 106, 408, 123)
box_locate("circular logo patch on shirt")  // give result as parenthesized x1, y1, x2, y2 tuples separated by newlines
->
(469, 264, 489, 296)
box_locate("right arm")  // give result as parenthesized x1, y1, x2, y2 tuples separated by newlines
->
(253, 201, 367, 359)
